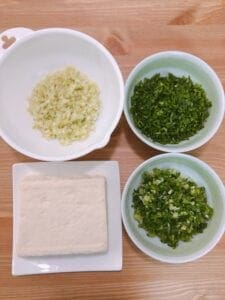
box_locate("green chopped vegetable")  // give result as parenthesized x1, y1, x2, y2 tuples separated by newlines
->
(130, 73, 212, 144)
(132, 168, 213, 248)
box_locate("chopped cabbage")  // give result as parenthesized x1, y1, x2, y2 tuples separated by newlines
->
(28, 66, 100, 145)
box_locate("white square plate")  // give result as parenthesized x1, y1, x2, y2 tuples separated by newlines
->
(12, 161, 122, 275)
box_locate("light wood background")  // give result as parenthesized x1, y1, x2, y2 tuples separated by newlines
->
(1, 1, 225, 299)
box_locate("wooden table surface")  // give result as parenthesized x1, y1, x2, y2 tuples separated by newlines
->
(1, 1, 225, 299)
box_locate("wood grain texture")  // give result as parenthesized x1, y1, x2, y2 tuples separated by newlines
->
(1, 1, 225, 299)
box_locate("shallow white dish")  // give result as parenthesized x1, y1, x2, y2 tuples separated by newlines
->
(0, 27, 124, 161)
(12, 161, 122, 275)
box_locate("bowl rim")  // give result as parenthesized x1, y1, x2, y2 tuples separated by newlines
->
(124, 50, 225, 153)
(0, 28, 124, 161)
(121, 153, 225, 263)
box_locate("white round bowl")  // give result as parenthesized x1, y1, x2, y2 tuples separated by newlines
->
(122, 153, 225, 263)
(0, 28, 124, 161)
(124, 51, 225, 152)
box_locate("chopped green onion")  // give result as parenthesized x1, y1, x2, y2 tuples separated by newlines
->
(132, 168, 213, 248)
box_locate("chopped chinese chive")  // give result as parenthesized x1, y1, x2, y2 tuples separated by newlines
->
(130, 73, 212, 144)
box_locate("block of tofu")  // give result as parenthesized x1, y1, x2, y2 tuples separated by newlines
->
(16, 175, 107, 257)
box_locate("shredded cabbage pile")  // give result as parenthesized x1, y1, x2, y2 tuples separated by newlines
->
(28, 66, 100, 145)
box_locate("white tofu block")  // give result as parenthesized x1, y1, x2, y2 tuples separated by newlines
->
(16, 175, 107, 257)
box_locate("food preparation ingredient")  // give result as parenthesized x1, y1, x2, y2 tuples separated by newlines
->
(17, 175, 107, 256)
(130, 73, 212, 144)
(28, 66, 100, 145)
(132, 168, 213, 248)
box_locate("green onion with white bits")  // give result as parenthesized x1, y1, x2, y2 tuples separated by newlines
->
(132, 168, 213, 248)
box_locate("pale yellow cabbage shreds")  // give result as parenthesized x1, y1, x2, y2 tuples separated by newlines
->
(28, 66, 100, 145)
